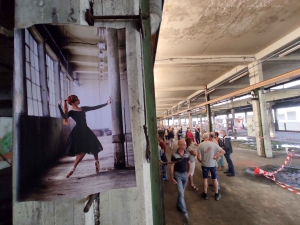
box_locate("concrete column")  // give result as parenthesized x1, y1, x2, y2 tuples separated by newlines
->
(211, 112, 215, 132)
(13, 29, 26, 200)
(274, 108, 279, 130)
(199, 115, 202, 127)
(249, 61, 272, 157)
(172, 116, 174, 126)
(106, 28, 125, 169)
(267, 102, 276, 138)
(188, 113, 192, 128)
(231, 109, 236, 134)
(178, 115, 181, 126)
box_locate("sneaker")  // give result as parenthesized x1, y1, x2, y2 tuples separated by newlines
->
(184, 214, 189, 220)
(224, 171, 231, 174)
(215, 193, 221, 201)
(226, 174, 235, 177)
(201, 192, 208, 200)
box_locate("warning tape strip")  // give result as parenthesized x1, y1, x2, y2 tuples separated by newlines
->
(254, 150, 300, 195)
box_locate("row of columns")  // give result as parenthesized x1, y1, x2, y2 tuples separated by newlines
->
(160, 61, 280, 158)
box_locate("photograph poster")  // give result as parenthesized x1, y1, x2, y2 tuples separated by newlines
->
(16, 26, 136, 201)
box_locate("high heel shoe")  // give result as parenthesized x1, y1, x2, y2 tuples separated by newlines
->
(66, 167, 75, 178)
(95, 160, 100, 173)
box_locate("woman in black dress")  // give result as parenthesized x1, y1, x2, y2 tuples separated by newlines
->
(58, 95, 111, 178)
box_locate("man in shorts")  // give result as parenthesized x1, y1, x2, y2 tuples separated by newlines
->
(197, 133, 225, 201)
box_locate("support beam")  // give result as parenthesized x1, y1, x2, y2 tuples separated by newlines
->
(69, 55, 100, 66)
(166, 68, 300, 117)
(156, 86, 204, 92)
(106, 28, 125, 169)
(256, 26, 300, 60)
(249, 62, 272, 158)
(155, 55, 255, 65)
(267, 103, 276, 138)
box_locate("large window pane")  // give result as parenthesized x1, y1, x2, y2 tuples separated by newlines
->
(26, 80, 32, 98)
(25, 29, 43, 116)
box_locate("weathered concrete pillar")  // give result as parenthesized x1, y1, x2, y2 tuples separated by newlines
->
(188, 113, 192, 128)
(274, 108, 279, 131)
(13, 29, 26, 201)
(211, 112, 215, 132)
(106, 28, 125, 169)
(231, 109, 236, 134)
(267, 102, 276, 138)
(249, 61, 272, 157)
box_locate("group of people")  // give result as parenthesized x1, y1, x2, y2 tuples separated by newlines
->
(159, 127, 235, 219)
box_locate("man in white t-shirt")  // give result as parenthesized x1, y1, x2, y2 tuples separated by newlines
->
(197, 133, 225, 201)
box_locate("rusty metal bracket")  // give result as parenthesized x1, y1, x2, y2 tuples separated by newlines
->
(85, 8, 148, 38)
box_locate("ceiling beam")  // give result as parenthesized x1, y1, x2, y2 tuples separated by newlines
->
(267, 54, 300, 61)
(155, 55, 255, 65)
(256, 26, 300, 60)
(62, 43, 99, 50)
(207, 65, 246, 89)
(73, 66, 100, 74)
(155, 97, 184, 101)
(69, 55, 100, 65)
(164, 68, 300, 118)
(156, 86, 204, 92)
(216, 84, 249, 89)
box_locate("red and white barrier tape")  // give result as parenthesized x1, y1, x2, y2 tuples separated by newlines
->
(254, 150, 300, 195)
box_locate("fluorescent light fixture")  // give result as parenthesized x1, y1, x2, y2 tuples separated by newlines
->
(206, 88, 215, 94)
(229, 71, 249, 83)
(278, 44, 300, 58)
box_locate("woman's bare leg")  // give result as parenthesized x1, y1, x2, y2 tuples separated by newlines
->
(66, 152, 86, 178)
(93, 153, 99, 160)
(73, 152, 86, 168)
(93, 153, 100, 173)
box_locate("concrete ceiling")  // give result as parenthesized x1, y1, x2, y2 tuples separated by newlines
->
(155, 0, 300, 116)
(52, 24, 126, 78)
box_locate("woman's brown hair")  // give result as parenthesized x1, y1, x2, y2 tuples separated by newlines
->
(185, 137, 192, 147)
(63, 95, 78, 125)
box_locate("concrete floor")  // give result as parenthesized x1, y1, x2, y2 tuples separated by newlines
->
(163, 141, 300, 225)
(20, 136, 136, 201)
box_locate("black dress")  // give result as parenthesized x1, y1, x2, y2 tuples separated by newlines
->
(58, 103, 108, 156)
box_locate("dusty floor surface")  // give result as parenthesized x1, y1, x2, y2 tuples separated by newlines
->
(20, 136, 136, 201)
(163, 141, 300, 225)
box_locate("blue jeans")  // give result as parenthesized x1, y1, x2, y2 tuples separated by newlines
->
(224, 152, 235, 175)
(161, 153, 168, 179)
(174, 171, 188, 215)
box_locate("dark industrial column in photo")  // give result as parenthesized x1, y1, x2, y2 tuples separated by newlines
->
(106, 28, 125, 169)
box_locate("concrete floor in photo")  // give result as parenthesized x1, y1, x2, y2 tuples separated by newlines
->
(163, 140, 300, 225)
(20, 135, 135, 201)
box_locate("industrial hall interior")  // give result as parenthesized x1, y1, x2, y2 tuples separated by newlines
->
(0, 0, 300, 225)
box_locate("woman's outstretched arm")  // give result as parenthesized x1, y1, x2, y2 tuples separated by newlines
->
(82, 103, 108, 112)
(58, 104, 68, 119)
(82, 98, 111, 112)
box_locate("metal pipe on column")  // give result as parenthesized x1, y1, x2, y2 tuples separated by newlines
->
(106, 28, 125, 169)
